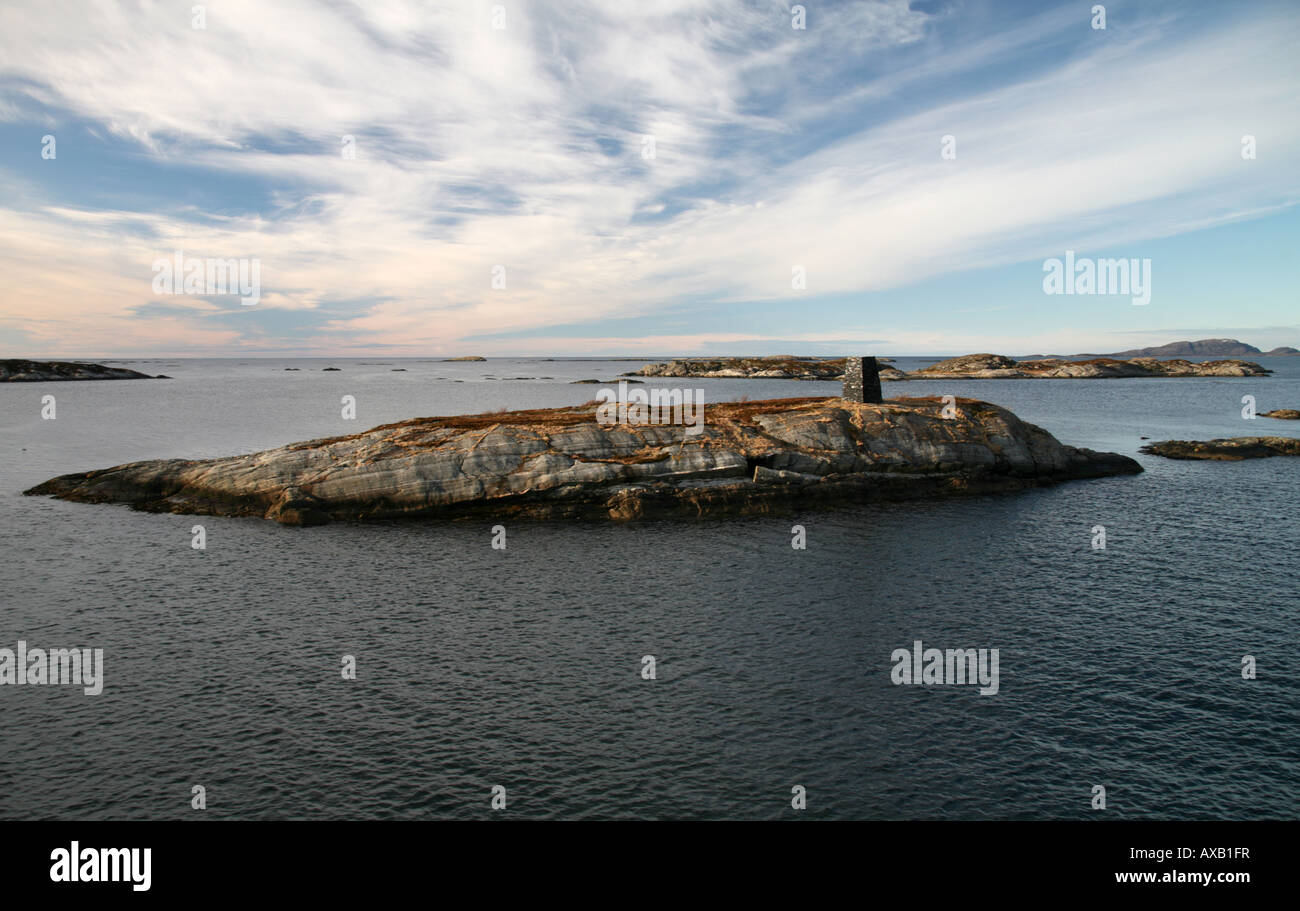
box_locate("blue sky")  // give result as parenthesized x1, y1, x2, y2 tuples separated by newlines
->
(0, 0, 1296, 356)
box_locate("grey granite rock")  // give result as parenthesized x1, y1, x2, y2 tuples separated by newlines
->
(26, 396, 1142, 524)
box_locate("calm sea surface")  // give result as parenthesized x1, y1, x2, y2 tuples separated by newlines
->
(1, 356, 1297, 819)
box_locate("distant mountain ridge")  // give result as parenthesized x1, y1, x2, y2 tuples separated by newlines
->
(1023, 338, 1299, 359)
(1109, 338, 1287, 357)
(1112, 338, 1260, 357)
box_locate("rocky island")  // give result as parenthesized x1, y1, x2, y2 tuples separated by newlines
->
(1261, 409, 1300, 420)
(25, 395, 1140, 526)
(624, 356, 855, 381)
(623, 353, 1269, 381)
(909, 353, 1271, 379)
(1140, 437, 1300, 460)
(0, 359, 163, 382)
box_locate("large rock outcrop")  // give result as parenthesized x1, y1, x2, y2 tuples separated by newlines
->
(26, 396, 1141, 525)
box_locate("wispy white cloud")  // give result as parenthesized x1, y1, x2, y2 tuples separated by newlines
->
(0, 0, 1296, 355)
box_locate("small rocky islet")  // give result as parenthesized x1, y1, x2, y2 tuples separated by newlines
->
(624, 356, 862, 381)
(1140, 437, 1300, 460)
(25, 395, 1141, 526)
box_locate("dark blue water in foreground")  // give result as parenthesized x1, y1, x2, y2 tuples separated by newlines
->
(1, 357, 1297, 819)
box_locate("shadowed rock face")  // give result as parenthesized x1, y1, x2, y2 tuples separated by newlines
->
(25, 396, 1142, 525)
(1140, 437, 1300, 460)
(0, 359, 158, 382)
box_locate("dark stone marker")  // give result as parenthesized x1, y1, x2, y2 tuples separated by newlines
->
(842, 356, 882, 404)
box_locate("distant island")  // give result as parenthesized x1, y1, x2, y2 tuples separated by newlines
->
(1023, 338, 1299, 358)
(25, 395, 1140, 525)
(906, 353, 1270, 379)
(627, 353, 1271, 380)
(625, 356, 847, 380)
(0, 359, 164, 382)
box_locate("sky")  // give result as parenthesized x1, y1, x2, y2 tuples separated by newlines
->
(0, 0, 1297, 358)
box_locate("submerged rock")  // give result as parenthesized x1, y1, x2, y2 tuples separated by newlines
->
(26, 396, 1141, 525)
(0, 359, 158, 382)
(1140, 437, 1300, 460)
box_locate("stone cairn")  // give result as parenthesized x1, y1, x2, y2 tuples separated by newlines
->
(842, 356, 883, 404)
